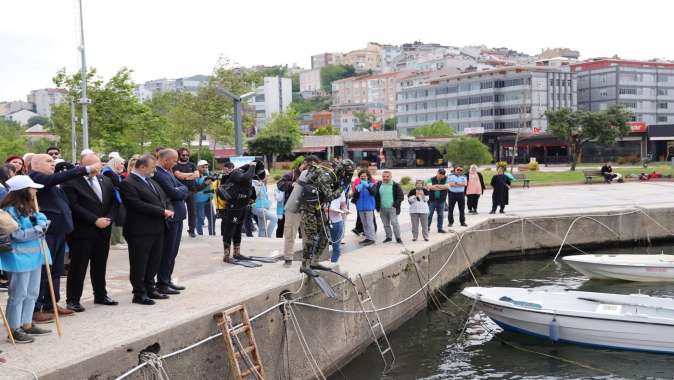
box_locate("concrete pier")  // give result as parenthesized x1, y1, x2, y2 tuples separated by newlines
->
(2, 182, 674, 379)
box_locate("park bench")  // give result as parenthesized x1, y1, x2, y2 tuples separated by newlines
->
(512, 173, 530, 188)
(582, 169, 604, 184)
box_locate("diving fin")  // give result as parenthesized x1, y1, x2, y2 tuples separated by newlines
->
(300, 266, 336, 298)
(225, 258, 262, 268)
(310, 264, 354, 285)
(237, 255, 278, 263)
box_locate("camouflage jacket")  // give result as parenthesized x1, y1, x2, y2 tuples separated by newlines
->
(299, 164, 342, 213)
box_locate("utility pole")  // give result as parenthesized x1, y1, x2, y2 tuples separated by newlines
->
(216, 87, 255, 156)
(70, 98, 78, 163)
(78, 0, 90, 150)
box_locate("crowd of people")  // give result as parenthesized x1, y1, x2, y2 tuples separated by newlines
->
(0, 145, 512, 345)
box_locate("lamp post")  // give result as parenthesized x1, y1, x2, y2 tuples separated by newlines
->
(78, 0, 90, 150)
(216, 87, 255, 156)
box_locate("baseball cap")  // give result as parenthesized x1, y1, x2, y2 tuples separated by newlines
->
(437, 168, 446, 174)
(6, 175, 44, 192)
(197, 160, 209, 166)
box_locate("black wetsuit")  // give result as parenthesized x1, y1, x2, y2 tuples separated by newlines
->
(220, 165, 256, 248)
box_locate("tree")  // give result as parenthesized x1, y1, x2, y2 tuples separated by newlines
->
(27, 115, 51, 128)
(353, 111, 377, 130)
(0, 118, 27, 160)
(289, 96, 331, 114)
(320, 64, 356, 93)
(411, 121, 454, 138)
(291, 72, 300, 93)
(545, 105, 631, 170)
(441, 137, 492, 166)
(247, 133, 294, 169)
(384, 117, 397, 131)
(257, 110, 302, 149)
(313, 125, 339, 136)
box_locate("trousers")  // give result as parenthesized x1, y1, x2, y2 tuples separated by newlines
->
(410, 213, 429, 240)
(301, 208, 329, 263)
(283, 211, 303, 261)
(427, 199, 445, 231)
(379, 208, 400, 239)
(66, 230, 112, 303)
(158, 220, 183, 287)
(466, 194, 480, 211)
(127, 232, 164, 297)
(6, 267, 41, 329)
(447, 192, 466, 225)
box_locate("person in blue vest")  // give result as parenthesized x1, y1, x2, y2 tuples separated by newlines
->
(0, 175, 53, 343)
(153, 149, 189, 296)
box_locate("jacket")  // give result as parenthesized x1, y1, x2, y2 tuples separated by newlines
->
(353, 180, 376, 212)
(0, 207, 51, 272)
(407, 188, 430, 214)
(277, 170, 300, 205)
(374, 181, 404, 214)
(30, 166, 88, 236)
(120, 173, 172, 237)
(153, 166, 189, 222)
(62, 175, 115, 240)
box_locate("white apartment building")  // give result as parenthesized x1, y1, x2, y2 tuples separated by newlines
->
(27, 88, 67, 117)
(251, 76, 293, 131)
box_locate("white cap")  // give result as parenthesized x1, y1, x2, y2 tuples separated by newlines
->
(54, 158, 65, 165)
(81, 148, 94, 156)
(109, 151, 120, 159)
(197, 160, 209, 166)
(6, 175, 44, 192)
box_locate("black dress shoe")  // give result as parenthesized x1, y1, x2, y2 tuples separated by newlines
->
(148, 291, 169, 300)
(132, 296, 155, 305)
(188, 231, 197, 238)
(66, 301, 85, 312)
(94, 296, 119, 306)
(157, 286, 180, 295)
(168, 283, 186, 291)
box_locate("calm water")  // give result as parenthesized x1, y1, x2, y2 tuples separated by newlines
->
(334, 245, 674, 380)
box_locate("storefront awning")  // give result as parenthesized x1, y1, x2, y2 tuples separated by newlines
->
(292, 147, 326, 153)
(648, 124, 674, 141)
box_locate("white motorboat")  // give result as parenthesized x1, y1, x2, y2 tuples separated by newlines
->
(562, 254, 674, 282)
(461, 286, 674, 354)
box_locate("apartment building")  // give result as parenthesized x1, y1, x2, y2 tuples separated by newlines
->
(299, 69, 323, 98)
(311, 53, 343, 69)
(396, 66, 576, 136)
(251, 76, 293, 131)
(134, 75, 209, 101)
(27, 88, 67, 117)
(573, 59, 674, 125)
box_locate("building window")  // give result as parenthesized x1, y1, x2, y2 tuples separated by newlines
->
(599, 90, 608, 97)
(658, 102, 669, 109)
(619, 88, 637, 95)
(658, 89, 669, 96)
(657, 115, 668, 122)
(619, 102, 637, 109)
(658, 75, 670, 83)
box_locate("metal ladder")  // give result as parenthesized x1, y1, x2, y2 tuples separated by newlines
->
(356, 274, 395, 373)
(215, 305, 266, 380)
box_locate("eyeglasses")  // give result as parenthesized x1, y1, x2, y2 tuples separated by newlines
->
(48, 152, 59, 156)
(456, 169, 463, 172)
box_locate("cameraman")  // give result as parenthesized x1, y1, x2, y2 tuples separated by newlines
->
(214, 162, 235, 223)
(194, 160, 215, 236)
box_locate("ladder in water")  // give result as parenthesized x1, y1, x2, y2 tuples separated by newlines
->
(356, 274, 395, 373)
(215, 305, 266, 380)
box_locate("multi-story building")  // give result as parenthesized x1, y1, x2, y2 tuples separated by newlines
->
(342, 45, 382, 73)
(0, 100, 34, 116)
(311, 53, 343, 69)
(27, 88, 67, 117)
(251, 76, 293, 131)
(573, 59, 674, 125)
(396, 65, 576, 136)
(299, 69, 323, 98)
(331, 72, 412, 132)
(135, 75, 209, 101)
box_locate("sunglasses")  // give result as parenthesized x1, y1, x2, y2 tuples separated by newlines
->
(456, 169, 463, 172)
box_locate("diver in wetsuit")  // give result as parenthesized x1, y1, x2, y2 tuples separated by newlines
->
(218, 160, 265, 263)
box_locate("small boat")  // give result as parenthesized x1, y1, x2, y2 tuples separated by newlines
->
(461, 286, 674, 354)
(562, 254, 674, 282)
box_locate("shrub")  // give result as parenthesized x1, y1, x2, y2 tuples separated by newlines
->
(291, 156, 305, 169)
(527, 161, 540, 171)
(400, 176, 412, 186)
(616, 156, 627, 165)
(273, 174, 282, 181)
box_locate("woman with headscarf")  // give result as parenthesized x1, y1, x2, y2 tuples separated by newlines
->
(490, 166, 511, 214)
(465, 164, 485, 214)
(102, 157, 127, 247)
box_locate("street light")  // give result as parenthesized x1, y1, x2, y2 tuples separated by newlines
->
(216, 87, 255, 156)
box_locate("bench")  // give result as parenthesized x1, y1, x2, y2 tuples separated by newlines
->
(582, 169, 604, 184)
(512, 173, 530, 188)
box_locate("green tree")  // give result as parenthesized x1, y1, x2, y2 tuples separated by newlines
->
(313, 125, 339, 136)
(291, 72, 300, 93)
(246, 133, 294, 169)
(384, 117, 397, 131)
(0, 118, 27, 159)
(411, 121, 454, 137)
(320, 64, 356, 93)
(441, 137, 492, 166)
(353, 111, 377, 130)
(545, 106, 631, 170)
(27, 138, 56, 155)
(27, 115, 52, 128)
(289, 96, 331, 114)
(257, 110, 302, 149)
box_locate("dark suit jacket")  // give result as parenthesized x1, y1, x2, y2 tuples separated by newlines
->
(30, 166, 89, 236)
(62, 175, 115, 240)
(153, 166, 188, 222)
(120, 173, 172, 237)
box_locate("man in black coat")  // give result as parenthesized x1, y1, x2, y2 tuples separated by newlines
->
(29, 153, 101, 322)
(62, 153, 118, 312)
(153, 149, 188, 295)
(120, 154, 174, 305)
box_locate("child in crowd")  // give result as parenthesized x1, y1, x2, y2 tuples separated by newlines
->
(252, 174, 277, 238)
(327, 191, 349, 262)
(0, 175, 53, 343)
(408, 179, 430, 241)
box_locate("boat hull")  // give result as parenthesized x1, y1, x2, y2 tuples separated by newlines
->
(563, 255, 674, 282)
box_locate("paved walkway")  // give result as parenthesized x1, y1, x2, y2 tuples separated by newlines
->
(2, 182, 674, 378)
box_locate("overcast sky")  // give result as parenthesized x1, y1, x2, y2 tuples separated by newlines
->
(2, 0, 672, 101)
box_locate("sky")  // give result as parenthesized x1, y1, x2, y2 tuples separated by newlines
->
(2, 0, 673, 101)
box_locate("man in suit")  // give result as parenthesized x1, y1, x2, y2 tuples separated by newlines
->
(62, 153, 118, 312)
(30, 154, 101, 322)
(153, 149, 188, 295)
(119, 154, 174, 305)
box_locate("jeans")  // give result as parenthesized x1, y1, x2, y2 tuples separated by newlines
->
(7, 267, 42, 329)
(427, 199, 445, 231)
(330, 220, 344, 262)
(253, 208, 278, 238)
(379, 208, 401, 239)
(196, 201, 215, 235)
(358, 211, 376, 241)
